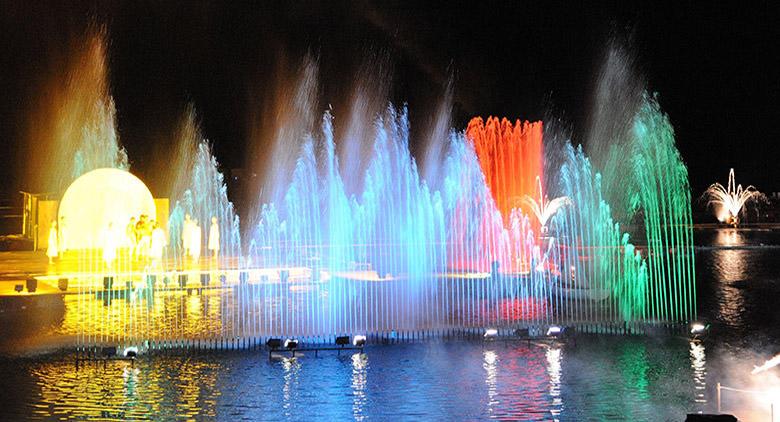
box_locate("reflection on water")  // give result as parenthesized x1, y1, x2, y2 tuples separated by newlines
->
(546, 347, 563, 420)
(483, 350, 498, 414)
(1, 338, 705, 420)
(351, 353, 368, 421)
(281, 357, 302, 418)
(690, 341, 707, 404)
(25, 356, 222, 419)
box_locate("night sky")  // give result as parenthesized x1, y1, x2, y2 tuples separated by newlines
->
(1, 1, 778, 201)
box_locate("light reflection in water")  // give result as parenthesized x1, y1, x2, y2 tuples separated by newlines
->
(689, 341, 707, 405)
(26, 357, 222, 419)
(351, 353, 368, 420)
(282, 357, 302, 418)
(712, 230, 748, 328)
(546, 347, 563, 420)
(483, 350, 499, 414)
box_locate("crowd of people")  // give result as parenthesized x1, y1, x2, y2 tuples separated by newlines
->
(122, 214, 166, 264)
(181, 214, 220, 261)
(46, 212, 221, 268)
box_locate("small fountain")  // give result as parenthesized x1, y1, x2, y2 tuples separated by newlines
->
(524, 176, 571, 236)
(703, 168, 767, 227)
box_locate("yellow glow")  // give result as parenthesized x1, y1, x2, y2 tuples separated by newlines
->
(59, 168, 156, 249)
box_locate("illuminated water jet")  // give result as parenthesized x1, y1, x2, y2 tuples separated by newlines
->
(15, 40, 697, 351)
(752, 354, 780, 375)
(703, 168, 767, 227)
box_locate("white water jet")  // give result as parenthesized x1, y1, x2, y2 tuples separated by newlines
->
(703, 168, 767, 226)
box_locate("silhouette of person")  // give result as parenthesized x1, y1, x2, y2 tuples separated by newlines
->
(47, 220, 58, 264)
(208, 216, 220, 258)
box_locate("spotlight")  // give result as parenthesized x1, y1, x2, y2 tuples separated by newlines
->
(123, 346, 138, 358)
(484, 328, 498, 338)
(335, 336, 350, 347)
(353, 335, 367, 347)
(266, 338, 282, 349)
(546, 326, 563, 337)
(14, 284, 23, 293)
(690, 322, 709, 336)
(58, 278, 69, 291)
(284, 339, 299, 350)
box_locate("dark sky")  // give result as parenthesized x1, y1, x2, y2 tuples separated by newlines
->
(1, 1, 779, 200)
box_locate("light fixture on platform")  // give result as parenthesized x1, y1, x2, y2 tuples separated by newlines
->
(353, 335, 367, 347)
(546, 326, 562, 337)
(690, 322, 709, 338)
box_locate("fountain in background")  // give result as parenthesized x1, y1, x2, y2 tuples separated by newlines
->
(21, 36, 697, 351)
(703, 168, 767, 227)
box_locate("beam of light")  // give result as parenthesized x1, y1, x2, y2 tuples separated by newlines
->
(752, 354, 780, 375)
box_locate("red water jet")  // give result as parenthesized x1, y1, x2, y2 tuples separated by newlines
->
(466, 117, 544, 229)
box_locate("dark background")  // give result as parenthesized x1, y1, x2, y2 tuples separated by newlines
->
(1, 1, 778, 201)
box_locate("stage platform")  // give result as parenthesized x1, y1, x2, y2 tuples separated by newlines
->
(0, 249, 547, 300)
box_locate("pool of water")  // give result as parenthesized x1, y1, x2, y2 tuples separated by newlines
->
(0, 227, 778, 420)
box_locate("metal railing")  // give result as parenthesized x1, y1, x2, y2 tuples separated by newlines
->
(717, 382, 775, 421)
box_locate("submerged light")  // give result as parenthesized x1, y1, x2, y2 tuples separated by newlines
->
(353, 335, 367, 347)
(690, 322, 709, 336)
(547, 326, 562, 337)
(484, 328, 498, 338)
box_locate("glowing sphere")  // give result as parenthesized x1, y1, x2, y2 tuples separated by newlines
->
(58, 168, 155, 249)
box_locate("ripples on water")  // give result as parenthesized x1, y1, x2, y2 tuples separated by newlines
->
(0, 228, 778, 420)
(2, 337, 700, 421)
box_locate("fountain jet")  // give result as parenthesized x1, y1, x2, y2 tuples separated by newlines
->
(703, 169, 767, 226)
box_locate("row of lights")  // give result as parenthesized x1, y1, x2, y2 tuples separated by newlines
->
(266, 335, 367, 350)
(484, 326, 565, 339)
(486, 322, 709, 339)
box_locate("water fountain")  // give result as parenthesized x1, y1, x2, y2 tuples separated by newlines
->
(703, 168, 767, 227)
(24, 35, 697, 352)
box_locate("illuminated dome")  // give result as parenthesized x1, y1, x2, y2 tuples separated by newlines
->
(58, 168, 156, 249)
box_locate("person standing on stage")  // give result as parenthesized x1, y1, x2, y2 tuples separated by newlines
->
(208, 216, 220, 259)
(47, 220, 58, 264)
